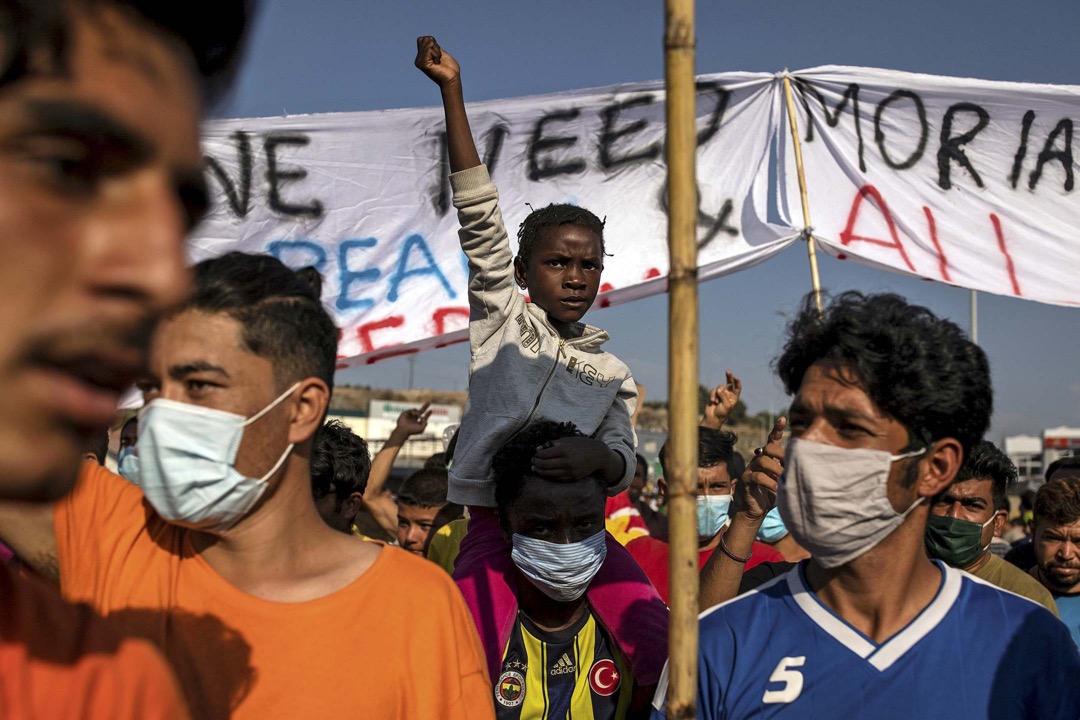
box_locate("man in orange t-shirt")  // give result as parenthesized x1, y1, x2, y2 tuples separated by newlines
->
(0, 1, 250, 718)
(16, 252, 493, 719)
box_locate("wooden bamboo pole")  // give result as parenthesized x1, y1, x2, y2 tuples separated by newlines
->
(664, 1, 699, 717)
(781, 73, 824, 314)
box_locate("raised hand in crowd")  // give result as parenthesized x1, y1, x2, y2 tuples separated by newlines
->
(364, 403, 433, 535)
(701, 371, 742, 429)
(415, 36, 480, 172)
(733, 415, 785, 521)
(415, 35, 461, 89)
(699, 416, 786, 610)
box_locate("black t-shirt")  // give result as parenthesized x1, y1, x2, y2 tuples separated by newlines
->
(1005, 537, 1037, 572)
(738, 560, 796, 594)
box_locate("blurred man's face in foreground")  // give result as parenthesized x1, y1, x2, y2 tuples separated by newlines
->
(0, 6, 204, 500)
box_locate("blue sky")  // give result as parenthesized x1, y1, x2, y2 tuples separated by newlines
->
(216, 0, 1080, 440)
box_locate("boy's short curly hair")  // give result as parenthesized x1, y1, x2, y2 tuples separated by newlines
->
(310, 420, 371, 504)
(516, 204, 606, 268)
(776, 291, 991, 458)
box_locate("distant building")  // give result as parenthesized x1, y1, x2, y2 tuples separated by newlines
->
(1004, 426, 1080, 488)
(326, 399, 463, 469)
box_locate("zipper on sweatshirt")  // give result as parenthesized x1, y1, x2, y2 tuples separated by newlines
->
(506, 334, 564, 444)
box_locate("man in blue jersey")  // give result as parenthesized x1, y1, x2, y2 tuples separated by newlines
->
(1031, 473, 1080, 648)
(652, 292, 1080, 719)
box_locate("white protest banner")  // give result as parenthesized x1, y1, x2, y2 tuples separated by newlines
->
(194, 72, 791, 367)
(779, 66, 1080, 307)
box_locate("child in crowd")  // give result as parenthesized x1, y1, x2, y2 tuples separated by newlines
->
(415, 36, 667, 688)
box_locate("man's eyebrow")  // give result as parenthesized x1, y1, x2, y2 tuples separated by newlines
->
(168, 361, 230, 380)
(23, 99, 152, 158)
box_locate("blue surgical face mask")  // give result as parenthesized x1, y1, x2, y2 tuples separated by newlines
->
(696, 494, 732, 539)
(136, 383, 300, 533)
(511, 530, 607, 603)
(117, 446, 140, 485)
(756, 507, 789, 543)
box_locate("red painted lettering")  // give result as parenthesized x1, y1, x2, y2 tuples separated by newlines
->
(432, 307, 469, 335)
(990, 213, 1022, 296)
(839, 184, 916, 272)
(598, 282, 614, 309)
(357, 315, 405, 353)
(922, 206, 951, 282)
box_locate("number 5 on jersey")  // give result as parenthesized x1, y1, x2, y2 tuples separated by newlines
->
(762, 656, 806, 704)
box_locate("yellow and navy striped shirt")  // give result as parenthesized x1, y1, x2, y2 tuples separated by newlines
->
(494, 609, 633, 720)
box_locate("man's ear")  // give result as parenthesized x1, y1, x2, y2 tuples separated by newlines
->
(345, 492, 364, 521)
(992, 509, 1007, 536)
(915, 437, 963, 499)
(288, 377, 330, 445)
(513, 256, 528, 289)
(657, 477, 668, 502)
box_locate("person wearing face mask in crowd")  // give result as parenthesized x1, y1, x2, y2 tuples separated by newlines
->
(698, 372, 806, 569)
(626, 427, 783, 606)
(0, 253, 493, 720)
(926, 440, 1057, 615)
(480, 420, 658, 719)
(653, 292, 1080, 720)
(116, 417, 140, 483)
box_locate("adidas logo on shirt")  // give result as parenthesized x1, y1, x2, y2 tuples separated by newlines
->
(550, 653, 576, 676)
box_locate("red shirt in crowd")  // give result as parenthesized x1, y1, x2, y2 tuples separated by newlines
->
(626, 533, 784, 606)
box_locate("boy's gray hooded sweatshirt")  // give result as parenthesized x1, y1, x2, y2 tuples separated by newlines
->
(447, 165, 637, 507)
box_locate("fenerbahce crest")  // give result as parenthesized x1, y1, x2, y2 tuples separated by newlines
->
(496, 669, 525, 707)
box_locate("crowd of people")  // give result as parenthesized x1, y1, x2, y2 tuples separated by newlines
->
(0, 4, 1076, 718)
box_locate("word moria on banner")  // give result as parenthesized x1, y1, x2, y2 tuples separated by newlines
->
(193, 72, 790, 367)
(780, 65, 1080, 308)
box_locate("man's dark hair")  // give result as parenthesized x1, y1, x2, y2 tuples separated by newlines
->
(634, 453, 648, 479)
(85, 432, 108, 465)
(120, 416, 137, 437)
(310, 419, 371, 505)
(516, 204, 606, 268)
(777, 291, 991, 459)
(493, 420, 605, 519)
(659, 427, 744, 480)
(0, 1, 252, 104)
(1034, 476, 1080, 529)
(397, 468, 453, 510)
(953, 440, 1016, 511)
(1046, 455, 1080, 483)
(186, 252, 338, 392)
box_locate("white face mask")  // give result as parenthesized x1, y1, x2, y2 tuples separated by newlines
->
(777, 438, 926, 569)
(511, 530, 607, 603)
(137, 383, 300, 533)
